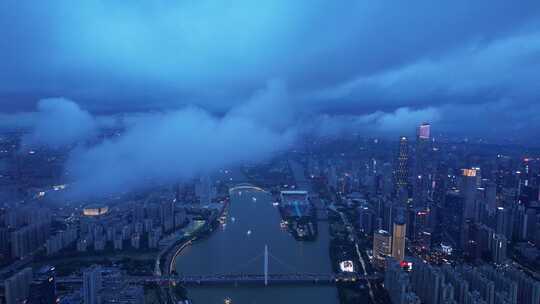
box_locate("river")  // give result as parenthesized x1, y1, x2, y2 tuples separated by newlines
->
(173, 188, 339, 304)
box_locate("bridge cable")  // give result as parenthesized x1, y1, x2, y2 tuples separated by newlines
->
(267, 252, 302, 274)
(223, 252, 265, 275)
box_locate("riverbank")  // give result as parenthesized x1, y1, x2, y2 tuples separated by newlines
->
(158, 197, 230, 276)
(158, 198, 230, 302)
(171, 186, 339, 304)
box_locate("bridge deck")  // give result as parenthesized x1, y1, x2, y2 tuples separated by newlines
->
(57, 273, 383, 286)
(162, 274, 372, 286)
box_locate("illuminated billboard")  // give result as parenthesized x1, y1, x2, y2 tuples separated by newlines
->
(339, 260, 354, 273)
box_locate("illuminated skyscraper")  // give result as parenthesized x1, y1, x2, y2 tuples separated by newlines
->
(460, 168, 478, 220)
(373, 229, 392, 268)
(414, 123, 432, 205)
(395, 136, 409, 194)
(392, 221, 406, 262)
(416, 123, 431, 140)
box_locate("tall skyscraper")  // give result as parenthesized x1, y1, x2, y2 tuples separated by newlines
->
(495, 207, 513, 239)
(416, 123, 431, 140)
(395, 136, 409, 195)
(433, 162, 448, 206)
(83, 267, 102, 304)
(491, 233, 507, 264)
(373, 229, 392, 268)
(414, 123, 432, 205)
(392, 221, 407, 262)
(460, 168, 478, 220)
(486, 181, 497, 214)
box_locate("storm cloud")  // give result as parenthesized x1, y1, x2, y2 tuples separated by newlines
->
(1, 1, 540, 195)
(2, 1, 539, 115)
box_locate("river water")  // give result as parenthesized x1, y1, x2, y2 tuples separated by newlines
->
(174, 189, 339, 304)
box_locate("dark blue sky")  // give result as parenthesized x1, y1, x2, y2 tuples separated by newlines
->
(1, 1, 539, 121)
(1, 1, 540, 196)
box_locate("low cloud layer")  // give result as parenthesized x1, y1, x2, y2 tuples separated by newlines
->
(1, 1, 540, 196)
(3, 80, 525, 198)
(66, 107, 295, 197)
(307, 107, 440, 138)
(20, 98, 97, 148)
(14, 85, 442, 198)
(57, 83, 297, 197)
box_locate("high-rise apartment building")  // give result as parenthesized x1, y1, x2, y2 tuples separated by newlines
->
(491, 233, 507, 265)
(4, 268, 32, 304)
(373, 229, 392, 268)
(83, 267, 102, 304)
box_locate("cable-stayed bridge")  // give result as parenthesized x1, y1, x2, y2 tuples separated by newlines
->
(58, 245, 383, 287)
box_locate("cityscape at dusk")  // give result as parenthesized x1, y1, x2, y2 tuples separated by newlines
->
(1, 1, 540, 304)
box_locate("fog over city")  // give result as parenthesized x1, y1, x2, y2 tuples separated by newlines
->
(1, 1, 540, 197)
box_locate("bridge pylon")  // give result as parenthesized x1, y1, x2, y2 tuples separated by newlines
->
(264, 245, 268, 286)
